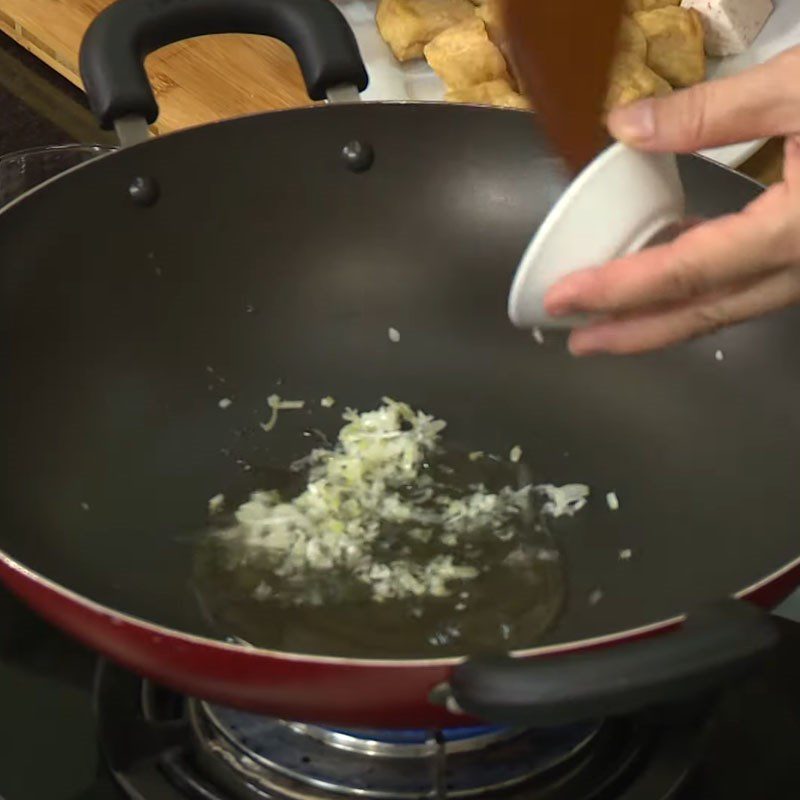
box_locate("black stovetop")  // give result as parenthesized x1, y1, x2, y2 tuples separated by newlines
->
(2, 582, 800, 800)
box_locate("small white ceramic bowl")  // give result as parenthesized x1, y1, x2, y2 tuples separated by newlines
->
(508, 142, 686, 330)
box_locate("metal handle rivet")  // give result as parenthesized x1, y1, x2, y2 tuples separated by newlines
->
(341, 141, 374, 173)
(128, 176, 160, 207)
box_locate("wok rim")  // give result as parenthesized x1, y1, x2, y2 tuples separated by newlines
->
(1, 547, 797, 667)
(0, 101, 767, 224)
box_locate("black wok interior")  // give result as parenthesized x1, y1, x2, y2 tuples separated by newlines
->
(0, 103, 798, 658)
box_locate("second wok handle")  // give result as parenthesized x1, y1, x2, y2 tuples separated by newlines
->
(79, 0, 368, 131)
(446, 600, 778, 726)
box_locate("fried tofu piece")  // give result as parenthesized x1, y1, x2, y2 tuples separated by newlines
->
(605, 51, 672, 111)
(475, 0, 505, 46)
(446, 78, 530, 109)
(634, 6, 706, 87)
(475, 0, 524, 89)
(617, 15, 648, 60)
(424, 18, 509, 90)
(623, 0, 678, 11)
(376, 0, 476, 62)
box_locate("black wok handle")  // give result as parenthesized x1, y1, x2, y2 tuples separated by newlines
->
(445, 600, 778, 726)
(79, 0, 369, 129)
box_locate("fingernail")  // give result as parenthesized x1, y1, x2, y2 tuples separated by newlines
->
(568, 340, 597, 357)
(568, 331, 603, 357)
(608, 100, 656, 145)
(544, 285, 578, 317)
(547, 301, 572, 318)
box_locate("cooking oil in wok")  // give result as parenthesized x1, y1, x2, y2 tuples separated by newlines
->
(194, 446, 565, 659)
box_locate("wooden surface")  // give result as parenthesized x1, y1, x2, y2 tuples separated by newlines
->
(0, 0, 785, 183)
(0, 0, 312, 136)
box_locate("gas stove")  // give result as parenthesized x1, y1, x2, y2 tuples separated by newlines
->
(2, 586, 800, 800)
(98, 662, 691, 800)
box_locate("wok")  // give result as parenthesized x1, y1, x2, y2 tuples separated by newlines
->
(0, 0, 795, 728)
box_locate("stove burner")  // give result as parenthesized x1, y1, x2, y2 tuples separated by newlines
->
(300, 723, 513, 753)
(94, 659, 709, 800)
(195, 703, 601, 797)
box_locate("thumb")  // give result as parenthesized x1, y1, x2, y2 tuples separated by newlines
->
(607, 47, 800, 152)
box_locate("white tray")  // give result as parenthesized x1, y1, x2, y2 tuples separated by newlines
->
(335, 0, 800, 168)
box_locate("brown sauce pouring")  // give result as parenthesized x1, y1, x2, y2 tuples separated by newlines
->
(503, 0, 626, 174)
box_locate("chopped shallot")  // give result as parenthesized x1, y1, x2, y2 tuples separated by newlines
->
(217, 399, 589, 607)
(260, 394, 306, 433)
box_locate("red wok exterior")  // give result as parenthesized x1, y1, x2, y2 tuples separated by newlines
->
(2, 550, 799, 728)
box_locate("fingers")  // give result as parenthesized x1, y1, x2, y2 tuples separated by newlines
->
(567, 267, 800, 356)
(607, 47, 800, 152)
(544, 194, 792, 318)
(546, 59, 800, 357)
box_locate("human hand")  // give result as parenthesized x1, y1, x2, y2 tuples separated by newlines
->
(544, 47, 800, 355)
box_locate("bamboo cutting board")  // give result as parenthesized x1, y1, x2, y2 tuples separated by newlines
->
(0, 0, 312, 135)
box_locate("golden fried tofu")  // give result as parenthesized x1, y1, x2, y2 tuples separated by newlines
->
(474, 0, 522, 87)
(475, 0, 505, 46)
(605, 51, 672, 112)
(617, 15, 647, 60)
(376, 0, 476, 62)
(424, 18, 509, 90)
(634, 6, 705, 87)
(446, 78, 530, 109)
(623, 0, 678, 11)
